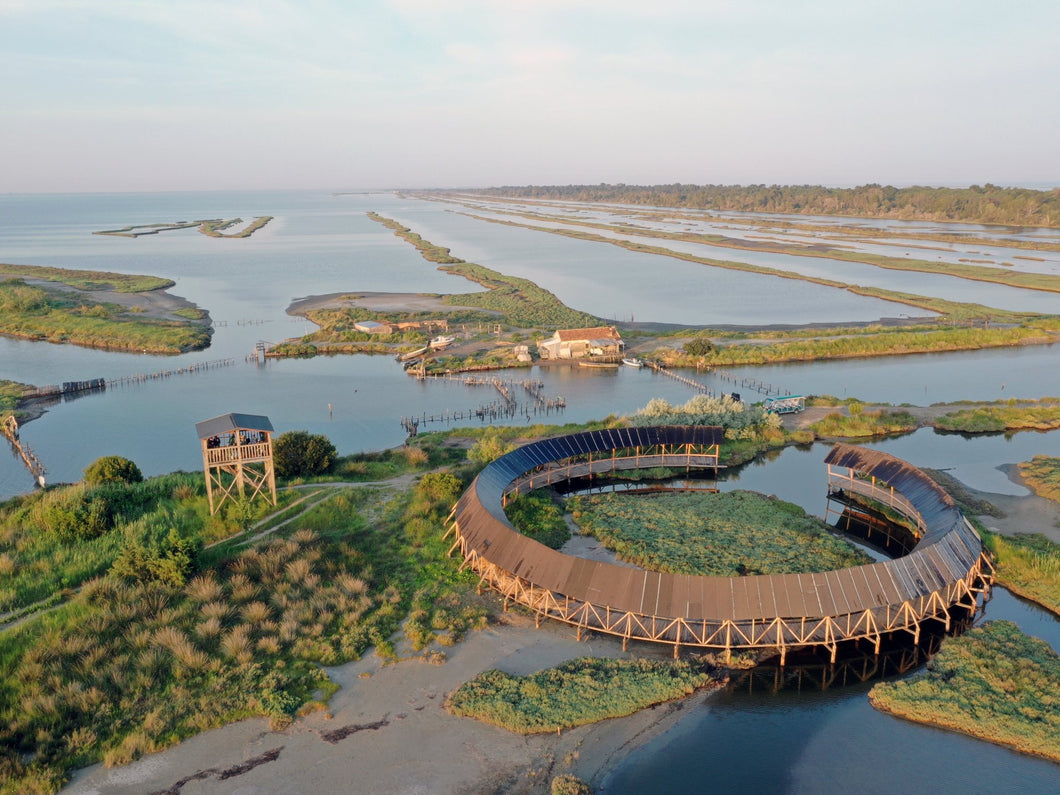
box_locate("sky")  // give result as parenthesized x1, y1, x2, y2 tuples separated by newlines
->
(2, 0, 1058, 193)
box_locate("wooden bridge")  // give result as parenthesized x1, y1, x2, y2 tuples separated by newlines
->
(446, 429, 993, 663)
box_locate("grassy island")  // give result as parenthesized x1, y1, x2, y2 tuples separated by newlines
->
(935, 401, 1060, 433)
(568, 490, 873, 576)
(1019, 456, 1060, 503)
(869, 621, 1060, 763)
(446, 657, 721, 734)
(0, 265, 211, 354)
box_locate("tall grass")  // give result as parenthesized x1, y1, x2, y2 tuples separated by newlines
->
(869, 621, 1060, 763)
(569, 490, 873, 576)
(981, 531, 1060, 615)
(934, 403, 1060, 433)
(446, 657, 721, 734)
(1017, 455, 1060, 502)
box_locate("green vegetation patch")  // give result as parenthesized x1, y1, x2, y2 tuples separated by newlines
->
(1019, 455, 1060, 503)
(809, 407, 919, 439)
(0, 380, 31, 414)
(504, 491, 570, 549)
(935, 403, 1060, 433)
(569, 490, 873, 576)
(446, 657, 719, 734)
(981, 532, 1060, 616)
(368, 212, 599, 329)
(869, 621, 1060, 763)
(0, 277, 210, 354)
(0, 461, 493, 791)
(0, 473, 297, 615)
(0, 264, 172, 293)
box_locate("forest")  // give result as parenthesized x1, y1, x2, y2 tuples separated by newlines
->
(461, 183, 1060, 227)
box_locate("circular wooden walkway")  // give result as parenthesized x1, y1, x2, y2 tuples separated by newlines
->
(446, 427, 994, 661)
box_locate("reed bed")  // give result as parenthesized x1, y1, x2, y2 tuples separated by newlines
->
(869, 621, 1060, 763)
(446, 657, 722, 734)
(569, 490, 873, 576)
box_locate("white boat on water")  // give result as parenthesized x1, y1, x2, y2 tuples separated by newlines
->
(622, 357, 644, 368)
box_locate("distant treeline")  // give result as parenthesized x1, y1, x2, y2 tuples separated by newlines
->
(460, 184, 1060, 227)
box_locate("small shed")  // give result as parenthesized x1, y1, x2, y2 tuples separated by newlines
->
(196, 412, 277, 514)
(353, 320, 392, 335)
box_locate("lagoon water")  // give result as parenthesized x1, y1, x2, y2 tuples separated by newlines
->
(4, 191, 1060, 790)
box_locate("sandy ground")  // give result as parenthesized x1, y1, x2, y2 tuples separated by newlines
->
(286, 292, 495, 317)
(24, 279, 208, 325)
(64, 614, 708, 795)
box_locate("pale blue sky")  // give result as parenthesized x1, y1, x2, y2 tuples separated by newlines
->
(2, 0, 1057, 192)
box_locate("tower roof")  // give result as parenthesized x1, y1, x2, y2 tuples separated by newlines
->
(195, 412, 274, 439)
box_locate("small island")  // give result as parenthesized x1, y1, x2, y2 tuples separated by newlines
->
(0, 264, 211, 354)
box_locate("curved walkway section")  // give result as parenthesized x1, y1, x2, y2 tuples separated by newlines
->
(446, 428, 993, 661)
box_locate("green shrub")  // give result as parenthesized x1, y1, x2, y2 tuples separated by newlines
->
(273, 431, 337, 477)
(504, 491, 570, 549)
(467, 427, 516, 466)
(552, 774, 593, 795)
(683, 337, 715, 356)
(84, 456, 143, 485)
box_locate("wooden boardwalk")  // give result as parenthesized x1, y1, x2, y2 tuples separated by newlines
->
(447, 429, 993, 662)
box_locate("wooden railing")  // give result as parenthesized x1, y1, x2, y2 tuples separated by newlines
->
(204, 442, 271, 465)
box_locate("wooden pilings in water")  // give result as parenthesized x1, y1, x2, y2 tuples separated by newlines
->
(108, 357, 237, 387)
(645, 361, 713, 395)
(400, 375, 566, 437)
(712, 368, 790, 397)
(1, 416, 46, 487)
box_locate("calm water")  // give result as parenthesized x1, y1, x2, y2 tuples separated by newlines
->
(603, 587, 1060, 794)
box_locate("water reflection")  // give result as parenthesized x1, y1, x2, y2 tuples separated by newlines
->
(604, 588, 1060, 794)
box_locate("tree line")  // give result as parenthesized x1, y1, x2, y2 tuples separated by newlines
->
(460, 183, 1060, 227)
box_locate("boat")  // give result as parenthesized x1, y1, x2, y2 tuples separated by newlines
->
(429, 335, 456, 350)
(578, 360, 620, 369)
(622, 357, 644, 368)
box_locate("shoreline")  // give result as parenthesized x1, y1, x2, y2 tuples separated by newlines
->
(62, 613, 716, 795)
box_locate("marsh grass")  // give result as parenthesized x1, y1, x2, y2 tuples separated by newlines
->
(934, 402, 1060, 433)
(981, 531, 1060, 615)
(1017, 455, 1060, 503)
(446, 657, 721, 733)
(569, 490, 873, 576)
(0, 277, 210, 354)
(0, 522, 409, 792)
(869, 621, 1060, 763)
(809, 409, 919, 439)
(504, 491, 570, 549)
